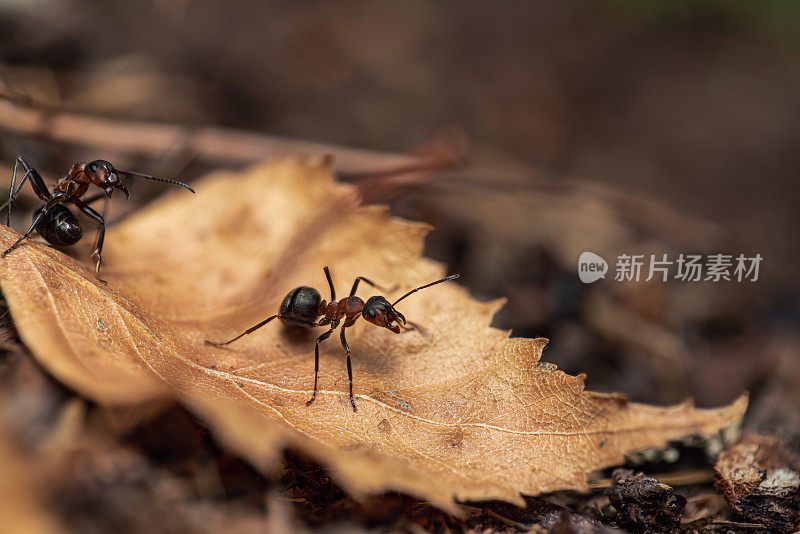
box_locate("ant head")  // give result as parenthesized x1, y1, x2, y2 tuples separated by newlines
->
(362, 296, 406, 334)
(86, 160, 129, 199)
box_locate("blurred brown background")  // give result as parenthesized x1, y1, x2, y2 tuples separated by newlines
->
(2, 1, 799, 283)
(1, 1, 799, 532)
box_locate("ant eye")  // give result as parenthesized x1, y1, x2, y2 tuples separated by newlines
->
(367, 309, 376, 318)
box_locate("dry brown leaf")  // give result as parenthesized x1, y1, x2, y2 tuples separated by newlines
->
(0, 159, 746, 508)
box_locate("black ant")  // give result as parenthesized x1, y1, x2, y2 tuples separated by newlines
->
(206, 266, 459, 411)
(1, 156, 194, 282)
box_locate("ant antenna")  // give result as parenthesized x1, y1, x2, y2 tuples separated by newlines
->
(392, 274, 459, 306)
(119, 171, 196, 193)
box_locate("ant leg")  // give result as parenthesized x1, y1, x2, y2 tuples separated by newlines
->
(348, 275, 393, 297)
(339, 326, 357, 411)
(82, 193, 106, 205)
(93, 196, 110, 271)
(323, 265, 336, 301)
(74, 200, 106, 283)
(1, 203, 52, 257)
(205, 315, 318, 346)
(15, 157, 51, 199)
(306, 327, 335, 407)
(3, 159, 21, 226)
(82, 193, 111, 269)
(2, 156, 52, 225)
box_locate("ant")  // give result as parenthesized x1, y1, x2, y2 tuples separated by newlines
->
(206, 266, 459, 411)
(0, 155, 194, 282)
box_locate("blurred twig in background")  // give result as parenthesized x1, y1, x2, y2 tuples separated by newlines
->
(0, 98, 419, 172)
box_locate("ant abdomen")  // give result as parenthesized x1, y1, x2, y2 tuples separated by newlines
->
(33, 204, 82, 247)
(279, 286, 321, 327)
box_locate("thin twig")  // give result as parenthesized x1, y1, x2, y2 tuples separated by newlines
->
(0, 99, 421, 173)
(711, 520, 768, 529)
(459, 504, 529, 529)
(588, 469, 715, 489)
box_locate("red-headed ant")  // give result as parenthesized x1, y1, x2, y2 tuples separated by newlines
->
(1, 156, 194, 282)
(206, 266, 459, 411)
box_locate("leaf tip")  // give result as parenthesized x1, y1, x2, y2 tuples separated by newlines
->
(727, 391, 749, 422)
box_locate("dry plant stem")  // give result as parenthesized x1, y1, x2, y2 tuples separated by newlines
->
(588, 469, 715, 489)
(712, 520, 768, 529)
(427, 173, 724, 255)
(0, 99, 421, 173)
(458, 504, 528, 529)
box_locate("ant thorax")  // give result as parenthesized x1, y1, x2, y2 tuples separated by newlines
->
(53, 176, 88, 199)
(318, 296, 365, 324)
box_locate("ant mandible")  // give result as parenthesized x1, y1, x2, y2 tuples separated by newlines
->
(206, 266, 459, 411)
(0, 155, 194, 283)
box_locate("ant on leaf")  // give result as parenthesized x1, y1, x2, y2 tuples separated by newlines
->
(207, 266, 458, 411)
(1, 156, 194, 282)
